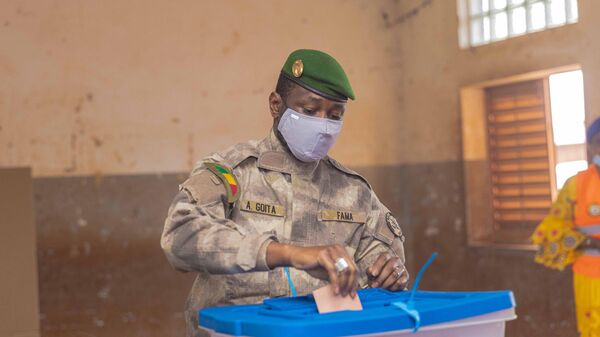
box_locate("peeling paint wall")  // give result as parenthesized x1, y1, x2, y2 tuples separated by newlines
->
(0, 0, 405, 177)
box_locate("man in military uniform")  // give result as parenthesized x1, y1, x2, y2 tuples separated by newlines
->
(161, 49, 409, 337)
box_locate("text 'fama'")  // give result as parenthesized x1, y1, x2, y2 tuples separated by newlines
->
(337, 211, 353, 221)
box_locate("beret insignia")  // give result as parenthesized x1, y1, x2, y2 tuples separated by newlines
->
(292, 59, 303, 78)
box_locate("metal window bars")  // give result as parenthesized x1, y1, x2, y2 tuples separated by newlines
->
(458, 0, 578, 48)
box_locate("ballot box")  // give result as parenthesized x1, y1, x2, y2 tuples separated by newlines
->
(199, 288, 516, 337)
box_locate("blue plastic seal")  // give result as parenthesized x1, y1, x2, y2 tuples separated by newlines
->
(284, 267, 297, 297)
(392, 252, 438, 332)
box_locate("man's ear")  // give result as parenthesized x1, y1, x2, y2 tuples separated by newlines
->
(269, 91, 284, 118)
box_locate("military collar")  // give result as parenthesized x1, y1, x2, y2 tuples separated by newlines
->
(257, 129, 320, 176)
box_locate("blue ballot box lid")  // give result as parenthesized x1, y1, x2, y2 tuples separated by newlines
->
(199, 288, 516, 337)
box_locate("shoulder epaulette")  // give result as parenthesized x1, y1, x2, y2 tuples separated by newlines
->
(204, 162, 240, 204)
(218, 140, 260, 169)
(326, 157, 372, 190)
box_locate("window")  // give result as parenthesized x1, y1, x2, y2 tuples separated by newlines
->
(548, 70, 588, 188)
(461, 67, 587, 247)
(458, 0, 579, 48)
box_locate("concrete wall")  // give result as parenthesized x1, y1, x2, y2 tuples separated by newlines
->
(392, 1, 600, 336)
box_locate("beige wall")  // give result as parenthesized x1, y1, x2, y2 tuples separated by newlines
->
(0, 0, 408, 177)
(2, 1, 599, 172)
(394, 0, 600, 164)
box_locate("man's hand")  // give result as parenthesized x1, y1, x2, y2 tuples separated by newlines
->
(267, 242, 358, 297)
(367, 252, 408, 291)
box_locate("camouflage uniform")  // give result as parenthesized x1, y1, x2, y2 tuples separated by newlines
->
(161, 130, 406, 337)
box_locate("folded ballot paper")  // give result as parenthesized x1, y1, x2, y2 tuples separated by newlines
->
(312, 284, 363, 314)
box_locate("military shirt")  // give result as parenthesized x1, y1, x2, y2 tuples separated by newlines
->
(161, 130, 407, 337)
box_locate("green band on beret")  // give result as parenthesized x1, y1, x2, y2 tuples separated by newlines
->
(281, 49, 355, 101)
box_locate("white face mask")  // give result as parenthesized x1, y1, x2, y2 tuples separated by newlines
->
(277, 108, 343, 162)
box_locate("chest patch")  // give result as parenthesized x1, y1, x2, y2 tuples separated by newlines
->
(319, 209, 367, 223)
(240, 200, 285, 217)
(589, 204, 600, 217)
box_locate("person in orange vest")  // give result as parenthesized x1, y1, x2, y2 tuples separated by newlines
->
(532, 117, 600, 337)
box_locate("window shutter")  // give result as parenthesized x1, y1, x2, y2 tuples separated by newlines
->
(485, 79, 554, 234)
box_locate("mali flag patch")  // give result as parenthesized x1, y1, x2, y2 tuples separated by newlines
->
(204, 162, 240, 204)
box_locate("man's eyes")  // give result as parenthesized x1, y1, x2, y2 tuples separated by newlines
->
(300, 107, 343, 120)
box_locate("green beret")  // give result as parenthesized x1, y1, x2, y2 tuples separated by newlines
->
(281, 49, 355, 102)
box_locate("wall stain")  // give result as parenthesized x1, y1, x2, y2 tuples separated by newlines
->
(92, 136, 103, 147)
(16, 8, 33, 17)
(64, 133, 77, 173)
(93, 318, 105, 327)
(222, 31, 241, 55)
(97, 285, 111, 300)
(232, 31, 240, 44)
(383, 0, 433, 28)
(77, 218, 88, 227)
(67, 94, 92, 173)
